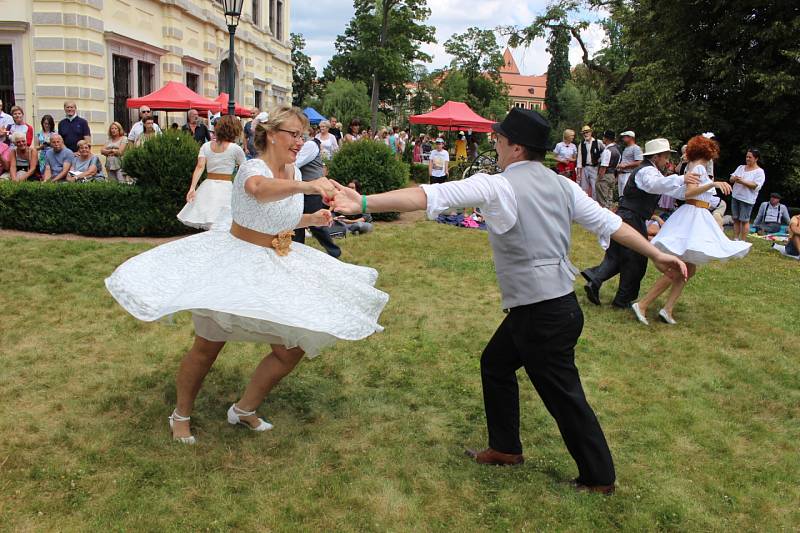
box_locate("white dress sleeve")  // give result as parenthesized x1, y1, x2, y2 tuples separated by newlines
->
(238, 159, 272, 187)
(198, 142, 211, 160)
(232, 144, 246, 166)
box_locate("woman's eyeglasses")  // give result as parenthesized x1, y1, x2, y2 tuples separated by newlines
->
(277, 129, 304, 139)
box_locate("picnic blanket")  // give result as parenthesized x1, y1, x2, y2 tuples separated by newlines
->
(436, 213, 487, 231)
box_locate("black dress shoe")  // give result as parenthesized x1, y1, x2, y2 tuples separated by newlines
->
(583, 283, 601, 306)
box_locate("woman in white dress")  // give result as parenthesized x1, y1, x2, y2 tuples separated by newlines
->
(314, 120, 339, 160)
(178, 115, 246, 229)
(632, 135, 751, 325)
(106, 105, 389, 444)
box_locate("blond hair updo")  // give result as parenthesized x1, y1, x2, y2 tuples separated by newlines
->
(253, 105, 309, 154)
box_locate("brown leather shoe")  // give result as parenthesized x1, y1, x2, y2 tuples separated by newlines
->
(571, 478, 615, 495)
(465, 447, 524, 466)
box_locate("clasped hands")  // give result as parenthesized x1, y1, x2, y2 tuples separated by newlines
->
(306, 178, 364, 215)
(303, 178, 363, 227)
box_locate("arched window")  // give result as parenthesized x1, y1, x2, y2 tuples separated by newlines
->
(219, 58, 239, 97)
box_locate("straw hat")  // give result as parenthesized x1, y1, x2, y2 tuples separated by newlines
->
(642, 138, 677, 156)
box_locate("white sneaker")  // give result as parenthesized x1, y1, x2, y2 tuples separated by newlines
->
(631, 303, 649, 325)
(658, 309, 677, 325)
(227, 404, 273, 432)
(168, 410, 196, 445)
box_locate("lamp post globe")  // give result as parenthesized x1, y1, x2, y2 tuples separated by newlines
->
(222, 0, 243, 116)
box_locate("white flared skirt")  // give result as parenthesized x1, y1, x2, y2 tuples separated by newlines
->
(105, 227, 389, 356)
(652, 204, 751, 264)
(177, 179, 232, 230)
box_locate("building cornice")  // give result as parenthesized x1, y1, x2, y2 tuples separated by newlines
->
(182, 54, 210, 68)
(104, 31, 168, 56)
(0, 21, 30, 32)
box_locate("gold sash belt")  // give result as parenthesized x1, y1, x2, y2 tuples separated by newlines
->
(206, 172, 233, 180)
(685, 199, 710, 209)
(230, 222, 293, 256)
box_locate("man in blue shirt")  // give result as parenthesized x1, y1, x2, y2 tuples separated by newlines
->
(57, 101, 91, 152)
(43, 134, 75, 182)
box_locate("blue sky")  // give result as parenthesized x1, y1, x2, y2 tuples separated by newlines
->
(290, 0, 607, 77)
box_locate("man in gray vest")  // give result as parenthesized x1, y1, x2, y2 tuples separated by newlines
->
(291, 136, 342, 258)
(329, 109, 688, 494)
(595, 130, 621, 209)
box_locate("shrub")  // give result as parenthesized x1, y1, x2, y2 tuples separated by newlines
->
(410, 163, 429, 184)
(122, 130, 200, 200)
(328, 140, 408, 221)
(0, 181, 193, 237)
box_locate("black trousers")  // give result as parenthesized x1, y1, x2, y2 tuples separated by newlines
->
(291, 194, 341, 258)
(480, 293, 615, 485)
(583, 212, 648, 308)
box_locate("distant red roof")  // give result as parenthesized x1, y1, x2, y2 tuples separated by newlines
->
(500, 48, 520, 75)
(499, 48, 547, 101)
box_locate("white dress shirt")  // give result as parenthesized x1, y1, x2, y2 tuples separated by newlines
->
(295, 139, 320, 168)
(420, 160, 622, 249)
(128, 121, 163, 141)
(634, 165, 688, 195)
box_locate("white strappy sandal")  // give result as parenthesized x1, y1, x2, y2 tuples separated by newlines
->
(168, 410, 196, 445)
(227, 404, 273, 432)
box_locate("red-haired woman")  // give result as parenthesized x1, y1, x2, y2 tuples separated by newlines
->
(632, 135, 751, 325)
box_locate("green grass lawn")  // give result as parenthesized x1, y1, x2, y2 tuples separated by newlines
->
(1, 222, 798, 531)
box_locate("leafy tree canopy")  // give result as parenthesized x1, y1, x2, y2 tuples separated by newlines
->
(505, 0, 800, 201)
(324, 0, 435, 110)
(290, 33, 317, 108)
(319, 78, 372, 128)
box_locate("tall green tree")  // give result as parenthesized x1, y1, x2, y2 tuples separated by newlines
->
(544, 25, 570, 125)
(507, 0, 800, 201)
(290, 33, 317, 108)
(442, 27, 508, 119)
(324, 0, 435, 131)
(319, 78, 372, 128)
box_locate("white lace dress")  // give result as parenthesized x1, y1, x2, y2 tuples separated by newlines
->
(652, 164, 751, 264)
(106, 158, 389, 356)
(177, 142, 246, 230)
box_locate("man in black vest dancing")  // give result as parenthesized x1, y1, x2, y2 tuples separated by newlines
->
(292, 136, 342, 258)
(581, 139, 699, 308)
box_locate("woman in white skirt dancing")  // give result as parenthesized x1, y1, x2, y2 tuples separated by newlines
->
(177, 115, 246, 229)
(106, 106, 389, 444)
(632, 135, 751, 325)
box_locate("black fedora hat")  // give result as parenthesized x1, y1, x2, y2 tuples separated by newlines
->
(492, 108, 550, 151)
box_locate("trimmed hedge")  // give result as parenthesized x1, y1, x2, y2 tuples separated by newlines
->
(0, 181, 193, 237)
(0, 132, 202, 237)
(328, 140, 408, 221)
(410, 163, 429, 184)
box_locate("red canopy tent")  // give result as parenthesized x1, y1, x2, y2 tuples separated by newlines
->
(214, 93, 254, 117)
(409, 100, 496, 133)
(126, 81, 221, 112)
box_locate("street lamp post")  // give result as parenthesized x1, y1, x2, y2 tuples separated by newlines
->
(222, 0, 244, 116)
